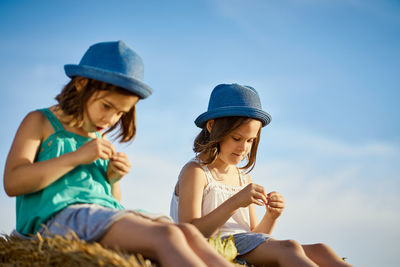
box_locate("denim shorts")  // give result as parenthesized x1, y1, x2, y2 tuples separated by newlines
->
(38, 203, 171, 242)
(223, 232, 271, 265)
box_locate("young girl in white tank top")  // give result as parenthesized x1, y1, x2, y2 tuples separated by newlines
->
(171, 157, 251, 236)
(170, 83, 352, 267)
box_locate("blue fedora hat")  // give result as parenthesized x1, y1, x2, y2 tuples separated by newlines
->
(64, 41, 152, 99)
(195, 83, 271, 128)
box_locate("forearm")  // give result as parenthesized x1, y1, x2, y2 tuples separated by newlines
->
(252, 213, 277, 234)
(189, 198, 239, 238)
(4, 151, 81, 196)
(111, 182, 121, 202)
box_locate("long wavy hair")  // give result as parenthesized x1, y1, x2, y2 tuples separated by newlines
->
(193, 116, 261, 172)
(55, 77, 137, 142)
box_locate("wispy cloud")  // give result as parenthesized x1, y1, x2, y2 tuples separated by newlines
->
(251, 160, 399, 266)
(267, 126, 399, 158)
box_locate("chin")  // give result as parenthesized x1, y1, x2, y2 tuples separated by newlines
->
(228, 158, 242, 165)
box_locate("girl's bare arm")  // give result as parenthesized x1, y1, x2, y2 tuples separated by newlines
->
(111, 181, 121, 202)
(178, 161, 253, 238)
(248, 176, 285, 234)
(4, 111, 83, 196)
(4, 111, 114, 196)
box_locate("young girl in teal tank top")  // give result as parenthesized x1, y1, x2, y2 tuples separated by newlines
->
(3, 41, 231, 267)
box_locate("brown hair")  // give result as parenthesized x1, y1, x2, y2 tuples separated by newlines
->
(193, 116, 261, 172)
(55, 77, 137, 142)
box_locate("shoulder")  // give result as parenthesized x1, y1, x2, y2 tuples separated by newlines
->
(23, 109, 46, 122)
(19, 110, 47, 131)
(178, 160, 208, 190)
(181, 160, 203, 172)
(18, 109, 51, 140)
(179, 160, 205, 178)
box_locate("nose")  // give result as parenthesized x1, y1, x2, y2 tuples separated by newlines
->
(103, 112, 119, 127)
(237, 140, 247, 152)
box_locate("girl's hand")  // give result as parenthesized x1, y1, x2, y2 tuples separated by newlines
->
(265, 191, 285, 219)
(73, 138, 116, 165)
(107, 152, 131, 184)
(233, 183, 268, 208)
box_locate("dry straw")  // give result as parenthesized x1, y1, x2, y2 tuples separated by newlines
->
(0, 232, 246, 266)
(0, 233, 154, 267)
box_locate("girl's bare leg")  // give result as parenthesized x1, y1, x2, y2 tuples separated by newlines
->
(99, 214, 207, 267)
(240, 239, 318, 267)
(177, 223, 233, 267)
(302, 243, 353, 267)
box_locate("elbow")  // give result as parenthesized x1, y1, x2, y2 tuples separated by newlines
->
(203, 230, 217, 239)
(4, 176, 21, 197)
(4, 183, 17, 197)
(189, 220, 218, 238)
(206, 228, 220, 239)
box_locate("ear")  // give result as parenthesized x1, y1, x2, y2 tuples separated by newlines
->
(74, 77, 89, 92)
(206, 120, 214, 133)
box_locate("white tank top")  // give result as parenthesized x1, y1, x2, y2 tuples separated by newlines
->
(170, 159, 251, 237)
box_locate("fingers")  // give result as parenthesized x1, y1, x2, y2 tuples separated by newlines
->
(108, 153, 131, 181)
(76, 138, 116, 164)
(266, 191, 286, 216)
(267, 191, 285, 207)
(89, 138, 115, 160)
(110, 153, 131, 175)
(98, 139, 116, 159)
(252, 191, 268, 206)
(246, 183, 268, 206)
(111, 152, 129, 162)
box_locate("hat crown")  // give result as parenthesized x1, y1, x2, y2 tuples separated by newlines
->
(194, 83, 271, 128)
(79, 41, 144, 81)
(64, 40, 152, 98)
(208, 84, 262, 111)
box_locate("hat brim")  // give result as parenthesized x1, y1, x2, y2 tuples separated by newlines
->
(64, 64, 153, 99)
(195, 106, 271, 128)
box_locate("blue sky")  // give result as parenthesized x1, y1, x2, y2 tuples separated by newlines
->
(0, 1, 399, 266)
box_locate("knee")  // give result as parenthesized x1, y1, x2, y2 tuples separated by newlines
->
(310, 243, 331, 254)
(266, 239, 306, 261)
(179, 223, 198, 233)
(315, 242, 329, 250)
(281, 239, 304, 253)
(156, 224, 183, 239)
(177, 223, 204, 238)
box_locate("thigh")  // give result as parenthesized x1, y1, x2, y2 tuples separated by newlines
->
(99, 212, 172, 257)
(239, 238, 288, 266)
(40, 203, 130, 241)
(302, 243, 349, 266)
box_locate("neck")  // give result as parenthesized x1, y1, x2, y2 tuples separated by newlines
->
(208, 157, 235, 174)
(51, 106, 97, 138)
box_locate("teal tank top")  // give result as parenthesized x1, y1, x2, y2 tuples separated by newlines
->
(16, 108, 124, 235)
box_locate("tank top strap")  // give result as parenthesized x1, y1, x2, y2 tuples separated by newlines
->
(95, 131, 102, 138)
(38, 108, 64, 132)
(201, 165, 214, 184)
(192, 158, 213, 184)
(239, 169, 248, 185)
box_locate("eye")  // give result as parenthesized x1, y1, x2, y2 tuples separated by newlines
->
(103, 103, 112, 110)
(247, 138, 255, 143)
(232, 136, 241, 141)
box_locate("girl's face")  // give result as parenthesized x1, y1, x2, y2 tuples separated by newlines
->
(83, 90, 139, 132)
(217, 119, 261, 166)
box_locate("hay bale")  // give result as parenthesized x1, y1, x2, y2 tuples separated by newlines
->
(0, 233, 247, 266)
(0, 233, 154, 267)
